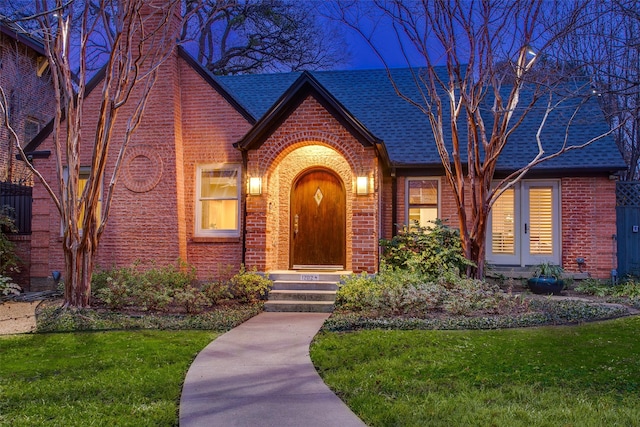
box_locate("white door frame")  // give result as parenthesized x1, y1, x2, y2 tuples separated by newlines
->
(487, 180, 561, 266)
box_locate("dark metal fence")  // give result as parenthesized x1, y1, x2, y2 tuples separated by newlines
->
(0, 181, 32, 234)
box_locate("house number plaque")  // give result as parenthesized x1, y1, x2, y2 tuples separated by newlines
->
(300, 274, 320, 281)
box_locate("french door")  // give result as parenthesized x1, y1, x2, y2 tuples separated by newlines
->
(487, 181, 560, 266)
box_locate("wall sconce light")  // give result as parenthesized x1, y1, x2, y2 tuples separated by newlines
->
(248, 177, 262, 195)
(356, 176, 369, 195)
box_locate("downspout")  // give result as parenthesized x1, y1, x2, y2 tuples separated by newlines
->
(391, 168, 397, 237)
(241, 150, 248, 265)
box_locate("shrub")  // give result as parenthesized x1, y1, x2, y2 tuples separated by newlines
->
(230, 266, 272, 303)
(0, 207, 20, 276)
(144, 261, 197, 290)
(93, 266, 137, 309)
(614, 279, 640, 298)
(92, 262, 272, 312)
(575, 278, 640, 299)
(173, 285, 210, 314)
(92, 261, 198, 312)
(202, 281, 232, 305)
(94, 276, 131, 310)
(132, 279, 173, 311)
(0, 275, 21, 298)
(336, 265, 527, 318)
(380, 219, 473, 279)
(336, 272, 380, 312)
(574, 278, 612, 297)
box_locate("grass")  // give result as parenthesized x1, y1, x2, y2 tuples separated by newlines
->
(0, 330, 216, 427)
(311, 316, 640, 427)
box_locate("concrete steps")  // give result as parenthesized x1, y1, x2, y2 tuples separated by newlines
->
(264, 271, 349, 313)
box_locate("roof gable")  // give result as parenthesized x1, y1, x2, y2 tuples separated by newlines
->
(232, 71, 385, 157)
(0, 18, 45, 55)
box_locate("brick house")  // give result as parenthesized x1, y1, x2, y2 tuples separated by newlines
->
(0, 18, 55, 288)
(22, 24, 625, 290)
(0, 18, 54, 183)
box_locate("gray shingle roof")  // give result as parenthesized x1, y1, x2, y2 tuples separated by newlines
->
(215, 68, 626, 173)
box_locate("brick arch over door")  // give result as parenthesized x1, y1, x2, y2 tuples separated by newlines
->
(246, 131, 367, 180)
(264, 145, 354, 271)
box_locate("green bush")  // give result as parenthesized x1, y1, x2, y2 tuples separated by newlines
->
(575, 278, 640, 299)
(202, 281, 232, 305)
(92, 262, 272, 312)
(574, 278, 612, 297)
(0, 207, 20, 276)
(95, 276, 131, 310)
(335, 272, 380, 312)
(92, 261, 198, 312)
(173, 284, 210, 314)
(230, 265, 272, 303)
(380, 219, 473, 279)
(336, 265, 524, 318)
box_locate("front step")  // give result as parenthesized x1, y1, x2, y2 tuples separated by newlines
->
(264, 300, 335, 313)
(264, 271, 350, 313)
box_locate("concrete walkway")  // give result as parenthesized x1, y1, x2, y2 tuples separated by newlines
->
(179, 312, 367, 427)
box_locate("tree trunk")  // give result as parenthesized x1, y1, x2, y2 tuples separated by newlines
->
(62, 235, 96, 309)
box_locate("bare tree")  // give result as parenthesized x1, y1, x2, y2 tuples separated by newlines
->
(182, 0, 347, 74)
(555, 0, 640, 180)
(333, 0, 616, 277)
(1, 0, 183, 308)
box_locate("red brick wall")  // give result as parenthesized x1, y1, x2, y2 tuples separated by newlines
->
(562, 176, 617, 279)
(0, 33, 55, 184)
(29, 49, 256, 284)
(391, 174, 617, 279)
(29, 13, 193, 284)
(178, 59, 251, 279)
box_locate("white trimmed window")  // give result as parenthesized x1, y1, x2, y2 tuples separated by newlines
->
(196, 164, 241, 237)
(406, 178, 440, 228)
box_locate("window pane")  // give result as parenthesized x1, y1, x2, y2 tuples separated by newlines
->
(409, 207, 438, 228)
(529, 187, 553, 255)
(201, 169, 238, 199)
(409, 180, 437, 205)
(201, 200, 238, 230)
(24, 119, 40, 142)
(491, 188, 515, 254)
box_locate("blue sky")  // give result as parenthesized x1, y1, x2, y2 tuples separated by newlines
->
(331, 6, 427, 71)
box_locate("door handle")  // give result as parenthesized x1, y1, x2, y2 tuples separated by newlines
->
(294, 214, 299, 236)
(524, 223, 528, 234)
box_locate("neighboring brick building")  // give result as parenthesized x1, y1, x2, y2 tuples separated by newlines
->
(0, 18, 54, 184)
(0, 18, 55, 288)
(22, 16, 626, 289)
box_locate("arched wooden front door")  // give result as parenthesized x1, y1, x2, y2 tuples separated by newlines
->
(290, 168, 346, 269)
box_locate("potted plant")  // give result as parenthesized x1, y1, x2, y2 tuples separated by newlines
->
(527, 262, 565, 295)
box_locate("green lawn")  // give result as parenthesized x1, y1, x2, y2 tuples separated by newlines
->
(0, 330, 216, 427)
(311, 316, 640, 427)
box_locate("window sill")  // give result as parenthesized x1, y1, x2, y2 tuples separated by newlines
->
(191, 236, 241, 244)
